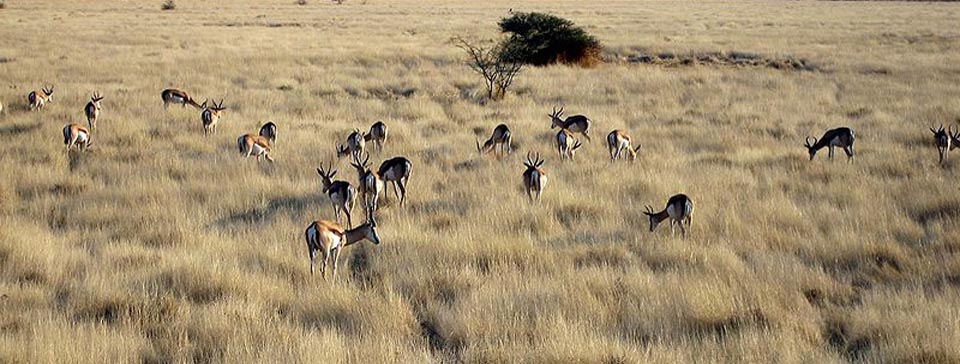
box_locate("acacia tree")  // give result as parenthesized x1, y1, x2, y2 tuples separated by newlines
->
(453, 36, 523, 100)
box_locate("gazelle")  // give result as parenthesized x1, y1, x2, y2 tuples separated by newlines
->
(201, 99, 226, 136)
(336, 129, 366, 162)
(304, 219, 381, 279)
(477, 123, 512, 157)
(237, 134, 274, 162)
(951, 128, 960, 153)
(28, 86, 54, 111)
(63, 123, 92, 152)
(930, 124, 953, 165)
(555, 129, 582, 161)
(84, 91, 104, 129)
(350, 152, 384, 223)
(161, 88, 203, 109)
(549, 106, 591, 141)
(364, 121, 387, 152)
(804, 127, 856, 161)
(377, 156, 412, 207)
(607, 129, 641, 162)
(644, 194, 693, 238)
(317, 162, 358, 228)
(522, 152, 546, 203)
(259, 121, 278, 145)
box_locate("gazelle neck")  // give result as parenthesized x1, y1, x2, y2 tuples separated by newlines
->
(343, 224, 372, 246)
(651, 209, 670, 223)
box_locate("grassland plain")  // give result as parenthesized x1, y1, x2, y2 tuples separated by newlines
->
(1, 0, 960, 363)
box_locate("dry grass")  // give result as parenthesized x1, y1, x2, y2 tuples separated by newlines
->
(1, 1, 960, 363)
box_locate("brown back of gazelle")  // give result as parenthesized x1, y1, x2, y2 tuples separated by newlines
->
(337, 129, 366, 162)
(556, 129, 582, 161)
(62, 123, 92, 152)
(377, 156, 412, 207)
(161, 88, 202, 109)
(549, 106, 591, 141)
(477, 124, 512, 156)
(237, 134, 273, 162)
(364, 121, 388, 152)
(317, 162, 358, 228)
(522, 152, 546, 203)
(28, 85, 54, 111)
(606, 129, 641, 161)
(84, 91, 104, 129)
(351, 153, 385, 223)
(201, 99, 226, 136)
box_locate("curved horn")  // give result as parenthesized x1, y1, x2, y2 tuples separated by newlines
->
(804, 136, 814, 147)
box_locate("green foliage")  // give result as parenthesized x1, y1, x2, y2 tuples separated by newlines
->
(498, 12, 602, 67)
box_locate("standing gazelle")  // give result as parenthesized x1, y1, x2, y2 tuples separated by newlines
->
(337, 129, 366, 162)
(549, 106, 591, 141)
(477, 124, 512, 157)
(305, 219, 381, 279)
(84, 92, 104, 129)
(522, 152, 546, 203)
(351, 153, 384, 223)
(63, 123, 92, 152)
(607, 129, 641, 162)
(930, 125, 953, 165)
(201, 99, 226, 136)
(364, 121, 388, 152)
(237, 134, 274, 162)
(317, 163, 358, 228)
(378, 156, 412, 207)
(644, 194, 693, 238)
(28, 86, 54, 111)
(161, 88, 203, 109)
(804, 127, 856, 161)
(259, 121, 278, 145)
(556, 129, 582, 161)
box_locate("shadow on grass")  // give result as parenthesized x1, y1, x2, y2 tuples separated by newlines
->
(216, 194, 321, 227)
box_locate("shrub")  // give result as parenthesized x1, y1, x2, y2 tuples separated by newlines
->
(498, 12, 602, 67)
(453, 36, 523, 101)
(161, 0, 175, 10)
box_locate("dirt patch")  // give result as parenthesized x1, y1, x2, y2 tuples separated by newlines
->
(615, 50, 820, 72)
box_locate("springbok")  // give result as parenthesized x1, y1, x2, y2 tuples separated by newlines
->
(28, 86, 54, 111)
(477, 123, 512, 157)
(237, 134, 274, 162)
(364, 121, 387, 152)
(951, 128, 960, 153)
(351, 153, 384, 223)
(522, 152, 546, 203)
(549, 106, 591, 141)
(931, 124, 953, 165)
(161, 88, 203, 109)
(644, 194, 693, 238)
(259, 121, 278, 145)
(63, 123, 92, 152)
(304, 219, 381, 279)
(336, 129, 366, 162)
(201, 99, 226, 136)
(378, 156, 412, 207)
(607, 129, 641, 162)
(84, 92, 104, 129)
(317, 162, 358, 228)
(804, 127, 855, 161)
(556, 129, 582, 161)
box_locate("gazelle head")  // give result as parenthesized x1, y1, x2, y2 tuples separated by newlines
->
(336, 144, 351, 159)
(548, 106, 565, 129)
(350, 152, 372, 175)
(361, 219, 382, 245)
(803, 136, 818, 161)
(931, 124, 950, 145)
(316, 162, 337, 193)
(642, 205, 661, 232)
(523, 151, 544, 170)
(476, 138, 494, 154)
(42, 85, 54, 101)
(209, 99, 226, 114)
(90, 91, 104, 107)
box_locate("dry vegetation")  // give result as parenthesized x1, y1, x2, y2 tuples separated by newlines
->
(1, 1, 960, 363)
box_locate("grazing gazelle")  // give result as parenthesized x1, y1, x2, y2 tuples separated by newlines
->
(336, 129, 366, 162)
(317, 163, 358, 228)
(259, 121, 278, 145)
(161, 88, 203, 109)
(237, 134, 274, 162)
(804, 127, 856, 161)
(27, 86, 54, 111)
(930, 124, 953, 165)
(607, 129, 641, 162)
(644, 194, 694, 238)
(84, 91, 104, 129)
(549, 106, 591, 141)
(351, 153, 384, 223)
(522, 152, 546, 203)
(201, 99, 226, 136)
(63, 123, 92, 152)
(555, 129, 582, 161)
(364, 121, 387, 152)
(477, 123, 512, 157)
(378, 156, 412, 207)
(304, 219, 381, 279)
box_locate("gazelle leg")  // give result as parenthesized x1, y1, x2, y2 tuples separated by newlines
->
(320, 249, 329, 279)
(345, 201, 353, 228)
(527, 189, 533, 203)
(331, 247, 341, 281)
(309, 248, 316, 275)
(398, 178, 407, 207)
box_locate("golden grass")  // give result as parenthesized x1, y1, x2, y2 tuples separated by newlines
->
(2, 0, 960, 363)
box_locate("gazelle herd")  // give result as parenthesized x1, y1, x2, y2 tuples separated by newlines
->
(9, 80, 960, 279)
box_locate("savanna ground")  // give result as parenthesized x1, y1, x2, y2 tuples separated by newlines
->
(1, 0, 960, 363)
